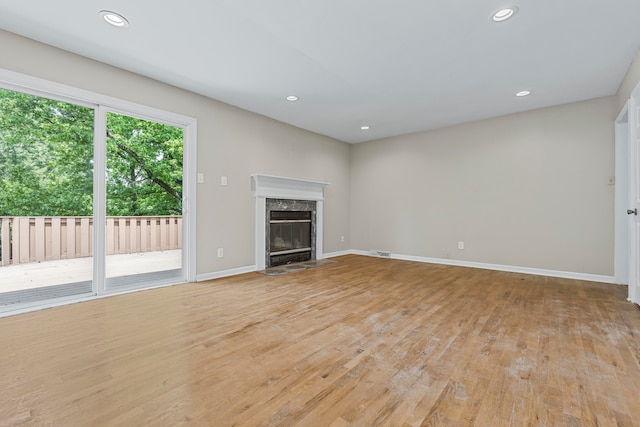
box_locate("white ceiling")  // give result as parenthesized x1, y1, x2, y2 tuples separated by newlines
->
(0, 1, 639, 143)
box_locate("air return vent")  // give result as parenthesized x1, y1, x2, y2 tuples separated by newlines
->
(370, 250, 391, 258)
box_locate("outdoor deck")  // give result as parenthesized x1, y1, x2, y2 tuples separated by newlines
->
(0, 250, 181, 293)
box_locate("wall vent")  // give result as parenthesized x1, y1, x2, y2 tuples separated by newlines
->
(369, 250, 391, 258)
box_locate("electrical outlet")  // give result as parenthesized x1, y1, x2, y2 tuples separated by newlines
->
(221, 176, 228, 186)
(341, 235, 345, 242)
(458, 241, 464, 250)
(217, 248, 224, 258)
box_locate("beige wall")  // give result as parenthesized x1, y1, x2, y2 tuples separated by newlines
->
(617, 48, 640, 111)
(0, 30, 352, 275)
(351, 97, 617, 276)
(0, 28, 627, 278)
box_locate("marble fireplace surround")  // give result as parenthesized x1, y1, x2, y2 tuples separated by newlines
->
(252, 174, 329, 271)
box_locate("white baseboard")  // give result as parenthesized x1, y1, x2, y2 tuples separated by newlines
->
(322, 250, 353, 259)
(194, 251, 615, 285)
(351, 250, 615, 284)
(196, 253, 350, 281)
(196, 265, 257, 282)
(197, 253, 350, 280)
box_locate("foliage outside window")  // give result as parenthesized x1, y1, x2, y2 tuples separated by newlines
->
(0, 88, 183, 217)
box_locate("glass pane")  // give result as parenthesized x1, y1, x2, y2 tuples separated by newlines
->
(105, 112, 183, 288)
(0, 88, 94, 307)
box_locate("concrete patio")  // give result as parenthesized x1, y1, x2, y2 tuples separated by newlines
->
(0, 250, 182, 293)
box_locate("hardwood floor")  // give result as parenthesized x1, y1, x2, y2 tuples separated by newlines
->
(0, 254, 639, 426)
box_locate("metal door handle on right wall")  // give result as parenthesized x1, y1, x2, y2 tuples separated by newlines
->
(628, 209, 638, 215)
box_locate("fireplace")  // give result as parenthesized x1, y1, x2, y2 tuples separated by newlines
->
(252, 174, 329, 271)
(266, 199, 316, 267)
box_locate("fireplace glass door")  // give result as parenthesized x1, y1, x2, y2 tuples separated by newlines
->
(269, 211, 311, 266)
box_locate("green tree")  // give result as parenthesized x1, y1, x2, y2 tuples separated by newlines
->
(0, 88, 183, 217)
(0, 88, 94, 216)
(106, 112, 183, 216)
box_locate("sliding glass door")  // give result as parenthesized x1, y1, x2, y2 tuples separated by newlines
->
(0, 88, 95, 307)
(0, 78, 194, 312)
(104, 111, 184, 289)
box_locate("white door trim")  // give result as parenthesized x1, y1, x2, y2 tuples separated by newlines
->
(615, 102, 629, 285)
(93, 105, 108, 295)
(628, 83, 640, 304)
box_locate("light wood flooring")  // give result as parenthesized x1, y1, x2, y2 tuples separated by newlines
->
(0, 254, 639, 426)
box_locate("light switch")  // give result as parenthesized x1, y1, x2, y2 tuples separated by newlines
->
(221, 176, 228, 186)
(197, 173, 204, 183)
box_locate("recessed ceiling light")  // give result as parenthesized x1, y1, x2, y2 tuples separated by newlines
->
(99, 10, 129, 28)
(286, 95, 299, 102)
(516, 90, 531, 97)
(491, 7, 518, 22)
(361, 126, 370, 130)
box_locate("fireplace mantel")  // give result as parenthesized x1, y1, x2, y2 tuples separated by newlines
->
(251, 174, 329, 200)
(252, 174, 329, 270)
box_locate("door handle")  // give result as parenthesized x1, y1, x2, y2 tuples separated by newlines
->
(628, 209, 638, 215)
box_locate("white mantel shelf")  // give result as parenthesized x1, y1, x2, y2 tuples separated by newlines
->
(252, 174, 330, 270)
(251, 174, 330, 200)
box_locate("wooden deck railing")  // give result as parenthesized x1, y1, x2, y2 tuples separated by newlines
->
(0, 216, 182, 266)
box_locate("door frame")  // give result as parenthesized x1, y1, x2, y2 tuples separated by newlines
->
(96, 105, 196, 294)
(628, 83, 640, 304)
(0, 67, 197, 308)
(615, 102, 629, 285)
(616, 81, 640, 304)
